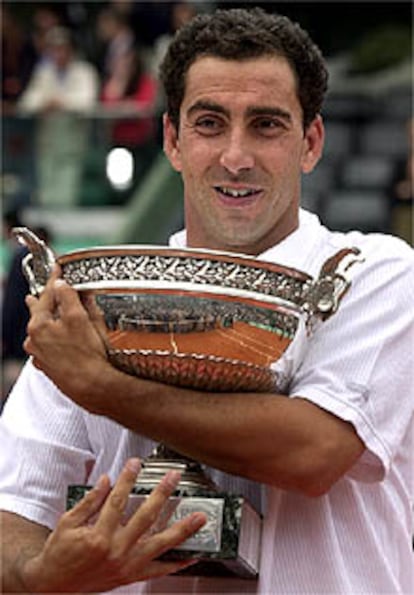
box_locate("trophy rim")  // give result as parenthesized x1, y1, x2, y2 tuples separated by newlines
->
(57, 244, 313, 283)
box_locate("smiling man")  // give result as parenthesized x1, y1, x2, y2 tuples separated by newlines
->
(1, 7, 413, 595)
(164, 54, 323, 253)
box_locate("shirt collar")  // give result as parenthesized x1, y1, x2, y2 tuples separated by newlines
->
(168, 208, 324, 272)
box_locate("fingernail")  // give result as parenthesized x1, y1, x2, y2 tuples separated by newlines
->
(54, 279, 67, 288)
(126, 458, 141, 474)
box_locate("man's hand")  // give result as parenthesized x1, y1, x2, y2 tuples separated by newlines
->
(22, 458, 207, 593)
(24, 267, 113, 404)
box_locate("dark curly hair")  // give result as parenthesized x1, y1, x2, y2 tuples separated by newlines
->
(160, 7, 328, 131)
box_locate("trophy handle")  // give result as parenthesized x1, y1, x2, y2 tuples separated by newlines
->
(303, 247, 364, 327)
(12, 226, 56, 296)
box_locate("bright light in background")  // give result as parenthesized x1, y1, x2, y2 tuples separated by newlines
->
(106, 147, 134, 190)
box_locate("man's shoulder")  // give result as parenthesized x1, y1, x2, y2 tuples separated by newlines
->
(324, 228, 413, 271)
(321, 230, 414, 312)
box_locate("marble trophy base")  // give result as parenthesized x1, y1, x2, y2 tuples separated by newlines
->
(67, 485, 262, 578)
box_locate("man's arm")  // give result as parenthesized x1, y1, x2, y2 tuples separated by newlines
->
(86, 371, 364, 497)
(1, 512, 50, 592)
(24, 274, 364, 498)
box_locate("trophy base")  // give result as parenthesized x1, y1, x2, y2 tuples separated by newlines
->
(67, 486, 261, 578)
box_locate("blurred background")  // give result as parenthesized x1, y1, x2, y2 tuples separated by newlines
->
(1, 0, 413, 401)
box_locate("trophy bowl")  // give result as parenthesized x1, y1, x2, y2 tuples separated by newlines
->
(13, 226, 359, 394)
(13, 226, 361, 577)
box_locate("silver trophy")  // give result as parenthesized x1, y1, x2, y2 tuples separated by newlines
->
(14, 226, 362, 578)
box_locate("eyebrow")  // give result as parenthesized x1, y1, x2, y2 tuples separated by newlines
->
(186, 100, 292, 123)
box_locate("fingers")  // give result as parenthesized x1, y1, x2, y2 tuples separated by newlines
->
(25, 265, 62, 323)
(94, 458, 142, 537)
(120, 469, 182, 551)
(25, 265, 61, 313)
(26, 265, 82, 321)
(26, 275, 86, 341)
(24, 270, 62, 357)
(134, 511, 207, 564)
(61, 475, 111, 529)
(92, 458, 203, 557)
(58, 460, 207, 587)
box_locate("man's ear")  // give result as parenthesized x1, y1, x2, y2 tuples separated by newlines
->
(301, 114, 325, 174)
(163, 113, 182, 172)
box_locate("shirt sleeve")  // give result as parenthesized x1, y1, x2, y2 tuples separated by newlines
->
(289, 236, 414, 482)
(0, 361, 95, 530)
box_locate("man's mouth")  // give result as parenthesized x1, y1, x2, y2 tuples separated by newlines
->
(214, 186, 261, 199)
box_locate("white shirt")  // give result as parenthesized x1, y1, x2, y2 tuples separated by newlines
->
(17, 57, 98, 114)
(1, 210, 413, 594)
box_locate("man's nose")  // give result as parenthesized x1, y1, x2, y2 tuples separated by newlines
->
(219, 130, 255, 174)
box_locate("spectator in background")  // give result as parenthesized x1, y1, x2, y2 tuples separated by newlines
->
(100, 46, 159, 196)
(95, 7, 135, 82)
(151, 2, 198, 79)
(31, 4, 64, 63)
(1, 4, 37, 115)
(17, 27, 99, 207)
(150, 1, 199, 143)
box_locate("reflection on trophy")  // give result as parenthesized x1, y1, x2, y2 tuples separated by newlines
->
(14, 226, 362, 578)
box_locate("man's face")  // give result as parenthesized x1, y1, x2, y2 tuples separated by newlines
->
(48, 43, 72, 70)
(164, 55, 324, 255)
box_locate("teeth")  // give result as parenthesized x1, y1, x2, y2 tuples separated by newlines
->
(218, 187, 256, 198)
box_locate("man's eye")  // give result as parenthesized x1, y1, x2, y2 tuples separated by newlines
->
(197, 117, 216, 127)
(253, 118, 285, 135)
(194, 117, 223, 135)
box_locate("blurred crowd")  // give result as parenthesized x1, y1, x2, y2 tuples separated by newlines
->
(2, 0, 201, 209)
(2, 1, 199, 114)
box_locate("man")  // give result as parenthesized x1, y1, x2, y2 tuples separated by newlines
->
(17, 26, 99, 207)
(1, 7, 413, 594)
